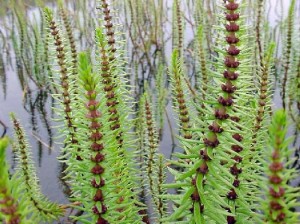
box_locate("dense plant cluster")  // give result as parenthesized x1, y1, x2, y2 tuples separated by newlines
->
(0, 0, 299, 223)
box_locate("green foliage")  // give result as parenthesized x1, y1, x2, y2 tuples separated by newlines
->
(259, 109, 300, 223)
(0, 137, 26, 224)
(10, 114, 63, 223)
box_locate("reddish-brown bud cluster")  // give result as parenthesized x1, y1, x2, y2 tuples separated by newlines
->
(191, 191, 200, 201)
(230, 116, 240, 122)
(175, 85, 192, 139)
(0, 190, 21, 224)
(266, 132, 287, 222)
(100, 47, 122, 145)
(218, 96, 234, 106)
(226, 34, 240, 44)
(232, 133, 243, 142)
(215, 108, 229, 120)
(270, 201, 283, 210)
(227, 216, 236, 224)
(226, 23, 240, 32)
(83, 72, 108, 222)
(269, 174, 282, 185)
(91, 164, 105, 175)
(60, 8, 78, 77)
(197, 163, 209, 175)
(227, 45, 240, 56)
(225, 2, 239, 10)
(269, 162, 283, 172)
(223, 71, 239, 80)
(230, 164, 242, 176)
(97, 217, 109, 224)
(227, 188, 238, 200)
(224, 4, 245, 220)
(225, 57, 240, 68)
(200, 150, 211, 161)
(204, 137, 220, 148)
(48, 17, 82, 160)
(208, 122, 224, 133)
(269, 187, 285, 198)
(233, 179, 240, 187)
(226, 13, 240, 21)
(100, 0, 116, 57)
(145, 101, 159, 148)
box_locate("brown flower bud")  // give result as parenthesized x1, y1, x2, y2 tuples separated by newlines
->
(97, 217, 108, 224)
(197, 163, 209, 174)
(226, 23, 240, 32)
(226, 2, 239, 10)
(208, 122, 224, 133)
(90, 121, 102, 130)
(230, 116, 240, 122)
(233, 179, 240, 187)
(93, 189, 104, 202)
(204, 137, 220, 148)
(91, 153, 105, 163)
(227, 45, 240, 56)
(275, 212, 286, 221)
(269, 162, 283, 172)
(226, 13, 240, 21)
(227, 188, 237, 200)
(105, 22, 113, 28)
(269, 175, 282, 184)
(91, 143, 104, 151)
(224, 57, 240, 68)
(232, 133, 243, 142)
(221, 81, 237, 93)
(104, 15, 112, 21)
(215, 108, 229, 120)
(90, 131, 103, 141)
(91, 164, 105, 175)
(269, 187, 285, 198)
(227, 216, 236, 224)
(223, 70, 239, 80)
(200, 150, 211, 161)
(233, 155, 243, 163)
(270, 201, 283, 210)
(231, 145, 243, 152)
(230, 164, 242, 176)
(191, 190, 200, 201)
(226, 34, 240, 44)
(218, 96, 234, 106)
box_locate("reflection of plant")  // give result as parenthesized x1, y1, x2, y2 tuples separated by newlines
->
(0, 0, 300, 224)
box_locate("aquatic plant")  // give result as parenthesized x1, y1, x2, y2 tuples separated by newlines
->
(259, 109, 300, 223)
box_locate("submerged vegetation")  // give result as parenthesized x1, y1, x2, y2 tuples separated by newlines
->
(0, 0, 299, 223)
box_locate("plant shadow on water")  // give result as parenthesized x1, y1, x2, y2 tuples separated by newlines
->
(0, 0, 299, 223)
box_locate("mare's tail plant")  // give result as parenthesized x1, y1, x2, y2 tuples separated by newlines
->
(259, 109, 300, 223)
(172, 0, 184, 56)
(10, 114, 63, 223)
(44, 3, 143, 223)
(139, 91, 167, 222)
(281, 0, 296, 110)
(68, 52, 110, 223)
(0, 137, 27, 224)
(165, 0, 261, 223)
